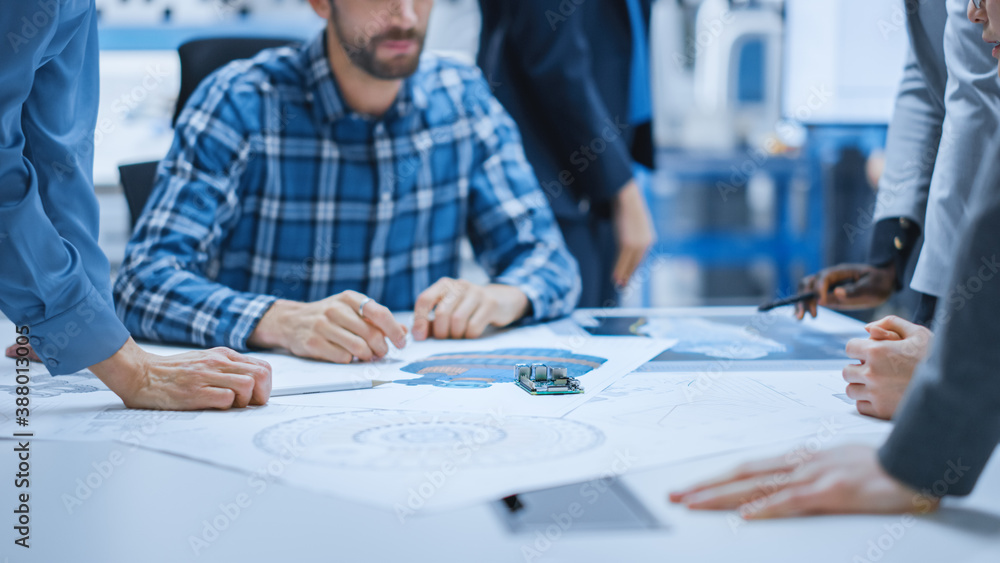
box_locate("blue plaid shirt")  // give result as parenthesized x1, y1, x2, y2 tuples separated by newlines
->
(114, 34, 580, 350)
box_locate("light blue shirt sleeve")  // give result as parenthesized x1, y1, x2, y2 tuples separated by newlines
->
(0, 0, 130, 374)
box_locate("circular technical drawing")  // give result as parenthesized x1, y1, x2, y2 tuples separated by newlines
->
(253, 410, 605, 470)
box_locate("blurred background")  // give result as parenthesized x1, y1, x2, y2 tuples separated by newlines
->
(92, 0, 913, 321)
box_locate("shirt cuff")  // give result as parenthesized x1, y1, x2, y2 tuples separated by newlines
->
(228, 294, 280, 351)
(868, 217, 922, 290)
(29, 287, 131, 375)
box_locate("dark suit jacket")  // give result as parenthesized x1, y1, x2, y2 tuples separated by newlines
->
(878, 168, 1000, 496)
(477, 0, 654, 220)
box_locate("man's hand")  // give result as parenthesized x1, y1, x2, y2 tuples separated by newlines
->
(89, 338, 272, 410)
(669, 445, 938, 519)
(5, 343, 40, 362)
(412, 278, 529, 340)
(611, 179, 656, 288)
(795, 263, 896, 320)
(844, 316, 934, 420)
(248, 291, 408, 364)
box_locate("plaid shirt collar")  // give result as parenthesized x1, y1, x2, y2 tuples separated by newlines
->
(301, 31, 427, 123)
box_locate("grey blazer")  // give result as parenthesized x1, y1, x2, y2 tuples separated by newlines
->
(879, 168, 1000, 496)
(874, 0, 1000, 299)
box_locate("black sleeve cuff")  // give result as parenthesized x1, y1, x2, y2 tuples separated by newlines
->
(868, 217, 922, 290)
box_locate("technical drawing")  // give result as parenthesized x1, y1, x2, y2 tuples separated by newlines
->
(0, 371, 103, 398)
(581, 314, 851, 362)
(253, 410, 605, 469)
(567, 369, 854, 436)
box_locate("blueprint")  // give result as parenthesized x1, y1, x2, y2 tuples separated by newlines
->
(250, 325, 670, 418)
(0, 320, 672, 426)
(0, 310, 885, 514)
(572, 308, 865, 370)
(9, 368, 881, 513)
(560, 369, 882, 472)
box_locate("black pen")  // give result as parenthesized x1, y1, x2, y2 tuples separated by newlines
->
(758, 275, 869, 312)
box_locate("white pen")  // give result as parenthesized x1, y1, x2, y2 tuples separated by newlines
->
(270, 379, 392, 397)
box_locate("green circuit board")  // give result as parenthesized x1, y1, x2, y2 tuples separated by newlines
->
(514, 364, 584, 395)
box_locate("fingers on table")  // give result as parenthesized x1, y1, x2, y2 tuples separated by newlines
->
(413, 280, 449, 340)
(429, 284, 464, 340)
(670, 454, 795, 502)
(215, 349, 273, 405)
(201, 371, 258, 409)
(196, 386, 239, 410)
(466, 301, 495, 339)
(413, 279, 479, 340)
(744, 478, 842, 519)
(447, 292, 482, 339)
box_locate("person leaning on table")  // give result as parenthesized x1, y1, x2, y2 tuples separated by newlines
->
(0, 0, 271, 410)
(670, 0, 1000, 516)
(794, 0, 1000, 422)
(112, 0, 580, 365)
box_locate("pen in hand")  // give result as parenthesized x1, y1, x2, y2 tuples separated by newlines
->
(758, 275, 871, 313)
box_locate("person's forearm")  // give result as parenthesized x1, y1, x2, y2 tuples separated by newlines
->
(247, 299, 301, 350)
(0, 2, 130, 374)
(114, 262, 277, 351)
(494, 239, 580, 321)
(878, 196, 1000, 497)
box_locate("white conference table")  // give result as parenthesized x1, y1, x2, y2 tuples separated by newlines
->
(3, 309, 1000, 563)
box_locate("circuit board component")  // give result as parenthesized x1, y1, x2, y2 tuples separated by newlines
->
(514, 364, 584, 395)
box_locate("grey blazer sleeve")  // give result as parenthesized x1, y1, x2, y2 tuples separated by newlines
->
(878, 177, 1000, 497)
(872, 0, 947, 229)
(910, 0, 1000, 298)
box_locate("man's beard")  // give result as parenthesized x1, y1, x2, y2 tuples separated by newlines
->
(334, 21, 425, 80)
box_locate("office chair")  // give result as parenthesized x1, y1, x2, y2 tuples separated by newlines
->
(173, 37, 299, 127)
(118, 160, 161, 229)
(119, 36, 300, 231)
